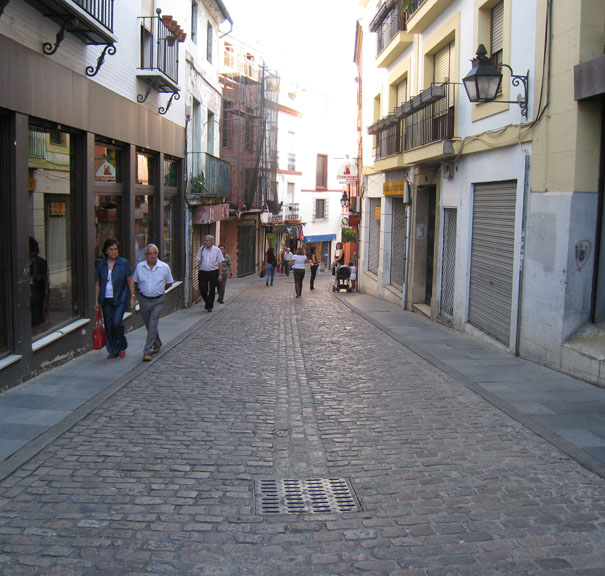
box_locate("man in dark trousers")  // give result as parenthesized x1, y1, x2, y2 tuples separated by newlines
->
(196, 234, 224, 312)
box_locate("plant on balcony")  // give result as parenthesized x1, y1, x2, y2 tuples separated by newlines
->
(188, 173, 206, 194)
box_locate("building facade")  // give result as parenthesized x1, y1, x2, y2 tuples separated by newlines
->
(0, 0, 191, 389)
(358, 0, 605, 386)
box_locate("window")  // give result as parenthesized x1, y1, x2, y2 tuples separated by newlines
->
(28, 127, 78, 337)
(224, 41, 234, 68)
(0, 115, 9, 353)
(136, 152, 154, 185)
(164, 157, 178, 187)
(490, 1, 504, 68)
(244, 107, 254, 152)
(222, 99, 233, 149)
(163, 196, 177, 272)
(96, 195, 122, 261)
(191, 1, 198, 44)
(94, 144, 121, 183)
(206, 21, 213, 63)
(314, 198, 327, 221)
(207, 111, 215, 155)
(135, 152, 154, 253)
(316, 154, 327, 189)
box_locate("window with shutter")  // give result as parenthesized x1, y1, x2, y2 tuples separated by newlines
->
(490, 1, 504, 68)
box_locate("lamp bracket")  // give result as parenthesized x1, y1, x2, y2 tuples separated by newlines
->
(497, 64, 529, 117)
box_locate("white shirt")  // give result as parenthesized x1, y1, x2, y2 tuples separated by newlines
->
(133, 259, 174, 297)
(196, 244, 224, 272)
(282, 250, 293, 262)
(290, 254, 307, 269)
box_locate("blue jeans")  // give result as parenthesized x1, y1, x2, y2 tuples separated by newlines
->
(265, 263, 275, 285)
(101, 300, 127, 356)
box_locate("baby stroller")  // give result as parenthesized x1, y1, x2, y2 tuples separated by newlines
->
(332, 265, 352, 293)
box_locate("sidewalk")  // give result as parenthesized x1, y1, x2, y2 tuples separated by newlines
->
(340, 292, 605, 479)
(0, 275, 256, 480)
(1, 274, 605, 482)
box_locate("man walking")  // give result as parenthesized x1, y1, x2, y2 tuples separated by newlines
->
(217, 243, 232, 304)
(282, 245, 293, 277)
(196, 234, 223, 312)
(133, 244, 173, 362)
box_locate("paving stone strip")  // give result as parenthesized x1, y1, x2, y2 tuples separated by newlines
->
(0, 274, 604, 575)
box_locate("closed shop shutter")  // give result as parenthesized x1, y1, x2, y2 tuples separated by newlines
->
(368, 198, 381, 274)
(440, 208, 457, 317)
(237, 222, 255, 276)
(390, 199, 407, 288)
(469, 181, 516, 346)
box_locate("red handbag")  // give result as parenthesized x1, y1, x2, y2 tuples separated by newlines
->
(93, 306, 105, 350)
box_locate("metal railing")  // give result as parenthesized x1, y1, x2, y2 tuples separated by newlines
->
(75, 0, 114, 32)
(374, 122, 402, 160)
(404, 83, 455, 150)
(188, 152, 231, 197)
(376, 1, 405, 54)
(139, 14, 179, 83)
(405, 0, 427, 20)
(287, 153, 296, 171)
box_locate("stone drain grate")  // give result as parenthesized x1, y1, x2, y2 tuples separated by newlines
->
(255, 478, 361, 514)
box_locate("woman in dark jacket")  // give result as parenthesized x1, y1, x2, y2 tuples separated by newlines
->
(265, 247, 277, 286)
(95, 238, 135, 359)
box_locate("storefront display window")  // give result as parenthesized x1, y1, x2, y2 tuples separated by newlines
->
(136, 152, 154, 185)
(95, 195, 121, 261)
(135, 194, 152, 263)
(94, 145, 121, 183)
(164, 158, 178, 187)
(28, 127, 77, 337)
(163, 196, 176, 271)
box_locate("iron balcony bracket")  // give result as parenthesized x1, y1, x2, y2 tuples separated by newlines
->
(137, 82, 155, 104)
(86, 43, 116, 77)
(43, 17, 78, 55)
(159, 90, 180, 115)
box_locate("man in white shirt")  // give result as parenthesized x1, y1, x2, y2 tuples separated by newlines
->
(195, 234, 224, 312)
(133, 243, 174, 362)
(282, 246, 293, 277)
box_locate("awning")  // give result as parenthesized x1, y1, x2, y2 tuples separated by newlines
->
(303, 234, 336, 243)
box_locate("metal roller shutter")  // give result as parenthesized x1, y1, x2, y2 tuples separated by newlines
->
(368, 198, 381, 274)
(390, 199, 406, 288)
(469, 181, 516, 346)
(440, 208, 457, 318)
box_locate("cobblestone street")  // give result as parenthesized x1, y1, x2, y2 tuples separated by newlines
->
(1, 274, 604, 575)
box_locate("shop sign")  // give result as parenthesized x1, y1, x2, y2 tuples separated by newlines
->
(193, 203, 230, 225)
(337, 161, 358, 184)
(383, 181, 410, 202)
(95, 158, 117, 182)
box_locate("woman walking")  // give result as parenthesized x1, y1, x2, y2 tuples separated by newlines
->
(265, 247, 276, 286)
(309, 245, 320, 290)
(290, 246, 308, 298)
(95, 238, 135, 359)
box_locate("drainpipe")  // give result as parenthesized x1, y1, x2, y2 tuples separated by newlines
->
(514, 151, 531, 355)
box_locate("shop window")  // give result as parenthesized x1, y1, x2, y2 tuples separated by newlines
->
(135, 194, 153, 263)
(95, 195, 121, 262)
(136, 152, 154, 185)
(0, 115, 8, 354)
(28, 127, 78, 337)
(95, 144, 121, 183)
(163, 195, 177, 272)
(164, 158, 178, 187)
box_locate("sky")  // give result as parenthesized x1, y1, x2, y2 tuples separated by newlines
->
(223, 0, 362, 93)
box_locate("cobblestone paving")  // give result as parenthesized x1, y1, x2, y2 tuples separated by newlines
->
(1, 274, 604, 575)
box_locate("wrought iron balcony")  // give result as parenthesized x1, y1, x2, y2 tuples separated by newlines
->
(137, 9, 185, 115)
(187, 152, 231, 198)
(18, 0, 115, 75)
(405, 0, 427, 18)
(370, 0, 406, 55)
(369, 83, 455, 159)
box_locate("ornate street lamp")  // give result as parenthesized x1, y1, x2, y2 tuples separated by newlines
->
(340, 191, 350, 209)
(463, 44, 529, 117)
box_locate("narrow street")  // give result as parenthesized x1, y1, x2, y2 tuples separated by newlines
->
(1, 273, 604, 575)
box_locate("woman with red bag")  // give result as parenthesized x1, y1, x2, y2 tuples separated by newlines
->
(95, 238, 135, 359)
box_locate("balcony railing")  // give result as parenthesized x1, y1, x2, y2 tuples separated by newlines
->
(287, 153, 296, 171)
(261, 203, 300, 223)
(404, 83, 455, 150)
(370, 83, 455, 159)
(188, 152, 231, 197)
(139, 13, 180, 84)
(74, 0, 113, 32)
(405, 0, 427, 19)
(370, 0, 406, 55)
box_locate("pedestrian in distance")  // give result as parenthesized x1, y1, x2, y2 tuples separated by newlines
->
(309, 245, 320, 290)
(282, 245, 293, 277)
(349, 260, 357, 291)
(290, 246, 308, 298)
(29, 236, 49, 332)
(217, 243, 232, 304)
(133, 244, 174, 362)
(265, 247, 277, 286)
(196, 234, 224, 313)
(95, 238, 135, 359)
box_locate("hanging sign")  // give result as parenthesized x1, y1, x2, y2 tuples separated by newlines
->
(337, 161, 358, 183)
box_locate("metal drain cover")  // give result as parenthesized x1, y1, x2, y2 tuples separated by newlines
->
(255, 478, 361, 514)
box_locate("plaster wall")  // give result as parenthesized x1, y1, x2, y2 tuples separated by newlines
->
(0, 0, 188, 127)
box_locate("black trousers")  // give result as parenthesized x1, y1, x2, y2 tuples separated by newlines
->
(199, 269, 219, 310)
